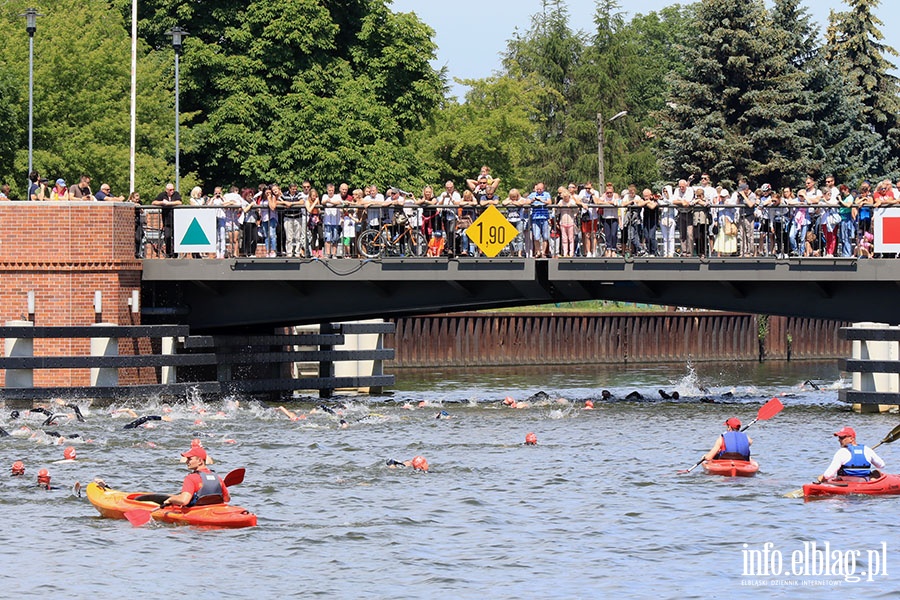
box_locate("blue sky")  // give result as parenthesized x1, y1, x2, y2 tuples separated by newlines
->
(390, 0, 900, 100)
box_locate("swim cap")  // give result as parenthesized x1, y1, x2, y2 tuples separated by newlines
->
(11, 461, 24, 475)
(63, 446, 76, 460)
(503, 396, 515, 406)
(584, 400, 594, 409)
(525, 432, 538, 445)
(37, 468, 50, 485)
(411, 456, 429, 472)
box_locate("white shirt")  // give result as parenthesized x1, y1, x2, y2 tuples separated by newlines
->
(823, 445, 885, 479)
(322, 193, 342, 226)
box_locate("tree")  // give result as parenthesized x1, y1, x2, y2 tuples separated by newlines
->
(0, 0, 173, 198)
(825, 0, 900, 174)
(125, 0, 444, 188)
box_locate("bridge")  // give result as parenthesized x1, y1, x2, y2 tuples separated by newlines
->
(141, 255, 897, 330)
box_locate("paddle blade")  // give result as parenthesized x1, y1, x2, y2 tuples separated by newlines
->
(124, 509, 152, 527)
(783, 488, 805, 499)
(757, 397, 784, 421)
(873, 423, 900, 449)
(223, 468, 245, 487)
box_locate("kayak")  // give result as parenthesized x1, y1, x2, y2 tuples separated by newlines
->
(802, 473, 900, 498)
(86, 481, 257, 528)
(703, 458, 759, 477)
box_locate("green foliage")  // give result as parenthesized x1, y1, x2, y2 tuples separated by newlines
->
(0, 0, 173, 197)
(825, 0, 900, 175)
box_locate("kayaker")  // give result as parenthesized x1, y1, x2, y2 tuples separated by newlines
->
(815, 426, 886, 483)
(163, 446, 230, 507)
(702, 418, 752, 462)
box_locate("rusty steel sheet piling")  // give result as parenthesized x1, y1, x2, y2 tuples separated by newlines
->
(387, 312, 848, 367)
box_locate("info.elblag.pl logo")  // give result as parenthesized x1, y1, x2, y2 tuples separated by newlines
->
(741, 541, 888, 585)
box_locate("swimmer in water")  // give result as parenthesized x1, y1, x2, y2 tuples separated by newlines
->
(277, 406, 306, 421)
(386, 456, 429, 472)
(123, 415, 171, 429)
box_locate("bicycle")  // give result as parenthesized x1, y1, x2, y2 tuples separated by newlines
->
(357, 220, 428, 258)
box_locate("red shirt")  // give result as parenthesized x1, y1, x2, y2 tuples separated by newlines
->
(180, 467, 230, 503)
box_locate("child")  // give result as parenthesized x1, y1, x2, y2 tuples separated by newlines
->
(341, 209, 358, 258)
(858, 230, 874, 259)
(804, 230, 820, 257)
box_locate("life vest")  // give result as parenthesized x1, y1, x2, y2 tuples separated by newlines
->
(189, 470, 225, 506)
(838, 444, 872, 478)
(717, 431, 751, 460)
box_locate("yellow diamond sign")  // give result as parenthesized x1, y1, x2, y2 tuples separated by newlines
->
(465, 204, 520, 257)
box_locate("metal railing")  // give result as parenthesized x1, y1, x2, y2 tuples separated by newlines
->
(134, 202, 885, 260)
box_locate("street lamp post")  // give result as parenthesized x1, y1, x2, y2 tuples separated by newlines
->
(23, 8, 42, 196)
(165, 26, 188, 193)
(597, 110, 628, 186)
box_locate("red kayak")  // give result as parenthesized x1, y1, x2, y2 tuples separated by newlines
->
(86, 481, 257, 528)
(802, 473, 900, 498)
(703, 458, 759, 477)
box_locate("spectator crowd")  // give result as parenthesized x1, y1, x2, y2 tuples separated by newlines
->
(7, 167, 897, 261)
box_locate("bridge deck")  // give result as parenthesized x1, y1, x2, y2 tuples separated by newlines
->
(141, 256, 897, 330)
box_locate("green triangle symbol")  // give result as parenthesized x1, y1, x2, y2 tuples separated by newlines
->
(181, 217, 211, 245)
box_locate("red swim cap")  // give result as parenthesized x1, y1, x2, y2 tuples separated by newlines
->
(11, 461, 24, 475)
(411, 456, 429, 472)
(525, 432, 538, 445)
(37, 468, 50, 484)
(63, 446, 76, 460)
(584, 400, 594, 409)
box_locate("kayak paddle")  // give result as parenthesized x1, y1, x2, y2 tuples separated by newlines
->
(871, 422, 900, 449)
(784, 423, 900, 498)
(679, 397, 784, 474)
(223, 467, 245, 487)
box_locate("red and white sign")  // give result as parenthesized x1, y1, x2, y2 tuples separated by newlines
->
(874, 208, 900, 253)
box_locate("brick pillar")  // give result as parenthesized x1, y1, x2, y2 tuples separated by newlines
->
(0, 202, 149, 386)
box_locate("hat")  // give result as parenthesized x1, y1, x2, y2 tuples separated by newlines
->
(719, 189, 729, 197)
(761, 183, 772, 192)
(725, 417, 741, 429)
(37, 468, 50, 484)
(11, 461, 24, 475)
(181, 446, 208, 461)
(411, 456, 429, 472)
(738, 183, 749, 191)
(63, 446, 76, 460)
(834, 426, 856, 439)
(56, 178, 66, 186)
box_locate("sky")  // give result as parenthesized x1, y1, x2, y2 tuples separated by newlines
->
(389, 0, 900, 101)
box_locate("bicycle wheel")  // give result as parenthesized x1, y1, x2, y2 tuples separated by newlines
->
(357, 229, 384, 258)
(409, 230, 428, 257)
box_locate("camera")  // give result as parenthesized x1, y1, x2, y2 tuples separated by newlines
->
(39, 178, 49, 184)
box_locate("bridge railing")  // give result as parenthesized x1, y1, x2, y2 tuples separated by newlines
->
(135, 201, 885, 260)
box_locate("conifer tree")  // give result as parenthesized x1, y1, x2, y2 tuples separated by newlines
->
(825, 0, 900, 172)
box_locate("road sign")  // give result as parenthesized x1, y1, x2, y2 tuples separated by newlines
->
(465, 205, 519, 257)
(875, 207, 900, 254)
(174, 208, 216, 253)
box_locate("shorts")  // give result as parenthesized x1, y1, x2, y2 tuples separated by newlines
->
(581, 219, 598, 234)
(531, 220, 550, 241)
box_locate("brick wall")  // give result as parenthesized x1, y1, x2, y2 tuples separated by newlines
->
(0, 202, 153, 386)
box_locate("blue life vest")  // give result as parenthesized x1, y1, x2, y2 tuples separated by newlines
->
(717, 431, 751, 460)
(838, 444, 872, 477)
(190, 470, 225, 506)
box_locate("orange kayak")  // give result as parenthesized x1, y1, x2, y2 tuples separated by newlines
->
(802, 473, 900, 498)
(86, 481, 257, 528)
(702, 458, 759, 477)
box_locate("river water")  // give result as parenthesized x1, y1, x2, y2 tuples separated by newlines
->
(2, 360, 900, 599)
